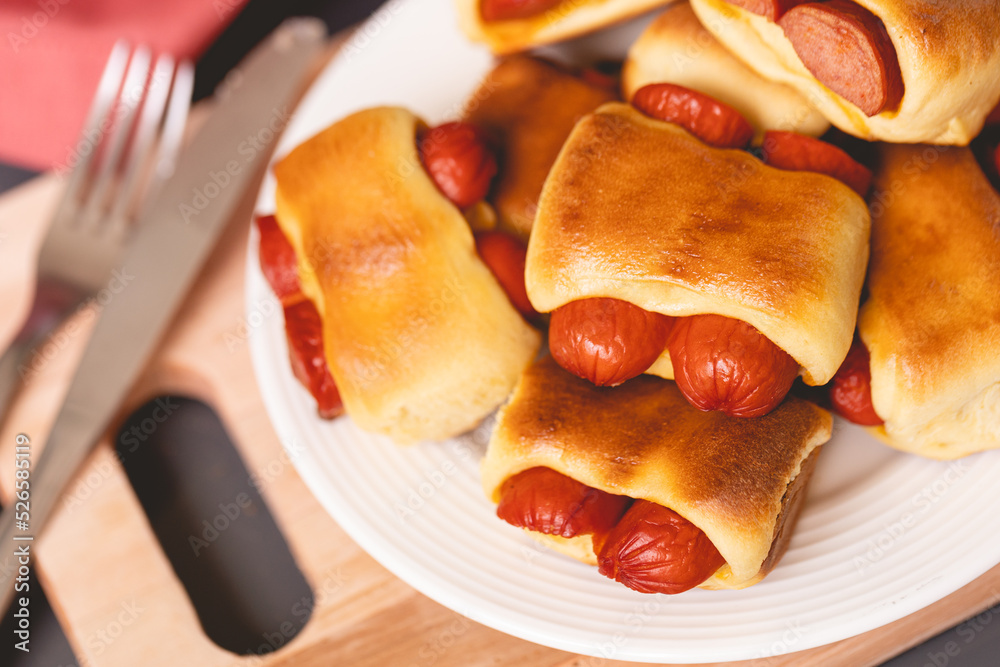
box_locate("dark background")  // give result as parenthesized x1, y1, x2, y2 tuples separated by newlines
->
(0, 0, 998, 665)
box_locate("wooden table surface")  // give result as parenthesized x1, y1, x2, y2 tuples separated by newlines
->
(0, 47, 998, 667)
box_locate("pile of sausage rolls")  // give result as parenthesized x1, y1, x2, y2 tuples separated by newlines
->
(256, 0, 1000, 595)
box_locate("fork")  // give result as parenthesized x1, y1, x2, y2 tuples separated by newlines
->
(0, 41, 193, 421)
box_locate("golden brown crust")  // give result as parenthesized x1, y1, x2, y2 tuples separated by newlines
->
(622, 2, 828, 136)
(859, 145, 1000, 458)
(274, 107, 540, 443)
(482, 356, 832, 587)
(690, 0, 1000, 144)
(525, 102, 870, 385)
(455, 0, 679, 54)
(518, 430, 821, 588)
(462, 56, 616, 242)
(701, 444, 819, 589)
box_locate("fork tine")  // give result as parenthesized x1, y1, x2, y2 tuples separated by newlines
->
(78, 45, 151, 230)
(144, 58, 194, 209)
(50, 40, 131, 228)
(106, 53, 177, 235)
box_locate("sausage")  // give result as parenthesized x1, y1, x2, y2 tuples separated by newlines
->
(579, 62, 621, 94)
(474, 231, 539, 320)
(496, 467, 633, 541)
(284, 300, 345, 420)
(549, 298, 674, 387)
(778, 2, 904, 117)
(597, 500, 726, 595)
(723, 0, 810, 21)
(255, 215, 302, 304)
(480, 0, 563, 22)
(256, 215, 343, 419)
(828, 338, 883, 426)
(668, 314, 800, 418)
(631, 83, 754, 149)
(761, 130, 873, 197)
(419, 122, 498, 209)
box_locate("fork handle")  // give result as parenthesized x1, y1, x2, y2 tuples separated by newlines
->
(0, 344, 29, 423)
(0, 282, 87, 421)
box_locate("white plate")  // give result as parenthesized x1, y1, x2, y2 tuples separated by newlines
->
(246, 0, 1000, 662)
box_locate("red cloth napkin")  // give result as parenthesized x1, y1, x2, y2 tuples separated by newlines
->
(0, 0, 248, 170)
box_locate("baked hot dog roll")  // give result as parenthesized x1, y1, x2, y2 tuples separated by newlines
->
(462, 56, 617, 243)
(483, 355, 832, 592)
(622, 1, 828, 136)
(527, 101, 870, 415)
(828, 144, 1000, 459)
(455, 0, 676, 54)
(689, 0, 1000, 145)
(273, 107, 541, 443)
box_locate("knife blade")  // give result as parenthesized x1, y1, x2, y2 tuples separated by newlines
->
(0, 18, 324, 611)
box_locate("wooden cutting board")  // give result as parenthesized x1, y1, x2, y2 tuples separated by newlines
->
(0, 51, 997, 667)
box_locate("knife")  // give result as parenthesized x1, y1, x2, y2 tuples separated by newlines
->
(0, 18, 324, 612)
